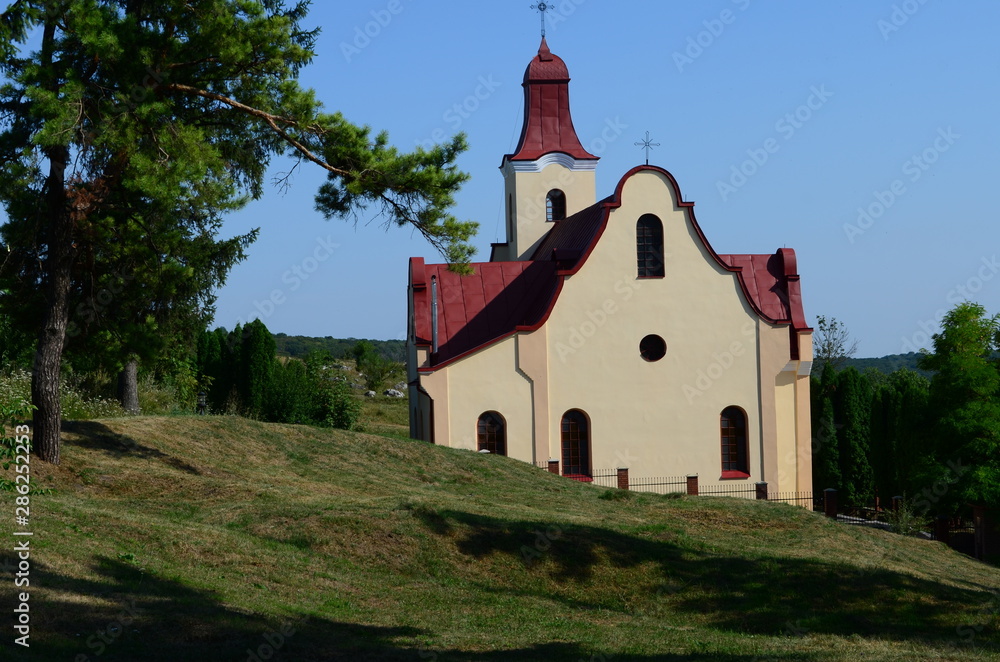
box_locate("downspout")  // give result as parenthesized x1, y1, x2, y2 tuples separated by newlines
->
(431, 276, 439, 354)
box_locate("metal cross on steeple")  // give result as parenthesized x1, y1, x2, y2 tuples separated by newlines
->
(531, 2, 551, 38)
(635, 131, 661, 166)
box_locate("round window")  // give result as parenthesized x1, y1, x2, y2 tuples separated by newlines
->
(640, 334, 666, 362)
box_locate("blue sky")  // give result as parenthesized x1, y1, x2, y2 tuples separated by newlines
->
(212, 0, 1000, 358)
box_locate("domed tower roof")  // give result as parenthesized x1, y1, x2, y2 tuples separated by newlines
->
(504, 38, 598, 163)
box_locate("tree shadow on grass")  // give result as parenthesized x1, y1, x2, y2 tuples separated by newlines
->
(426, 508, 1000, 649)
(62, 420, 203, 474)
(1, 555, 821, 662)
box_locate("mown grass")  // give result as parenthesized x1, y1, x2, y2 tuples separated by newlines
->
(2, 416, 999, 661)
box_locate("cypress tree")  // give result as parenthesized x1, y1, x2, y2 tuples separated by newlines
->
(834, 367, 875, 505)
(238, 320, 275, 419)
(811, 362, 842, 492)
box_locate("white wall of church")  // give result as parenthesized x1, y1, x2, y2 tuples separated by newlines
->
(541, 169, 770, 483)
(503, 161, 596, 260)
(426, 336, 536, 461)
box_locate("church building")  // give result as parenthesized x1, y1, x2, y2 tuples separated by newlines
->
(406, 38, 813, 494)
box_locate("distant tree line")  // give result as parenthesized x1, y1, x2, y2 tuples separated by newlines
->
(842, 353, 930, 378)
(273, 334, 406, 363)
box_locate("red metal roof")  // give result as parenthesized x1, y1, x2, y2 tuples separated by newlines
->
(718, 253, 792, 322)
(504, 38, 597, 162)
(411, 165, 810, 370)
(530, 197, 610, 263)
(410, 259, 559, 366)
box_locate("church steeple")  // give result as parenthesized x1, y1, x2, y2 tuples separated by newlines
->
(496, 39, 598, 262)
(506, 38, 598, 163)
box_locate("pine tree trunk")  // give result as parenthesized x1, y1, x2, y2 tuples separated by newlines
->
(117, 358, 140, 414)
(32, 326, 65, 465)
(31, 19, 72, 465)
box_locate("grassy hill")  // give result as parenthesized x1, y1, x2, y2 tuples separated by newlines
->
(3, 417, 1000, 661)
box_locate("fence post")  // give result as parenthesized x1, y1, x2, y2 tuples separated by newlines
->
(617, 468, 629, 491)
(824, 488, 837, 518)
(547, 459, 559, 475)
(755, 482, 768, 500)
(686, 475, 699, 496)
(891, 496, 903, 513)
(933, 516, 950, 545)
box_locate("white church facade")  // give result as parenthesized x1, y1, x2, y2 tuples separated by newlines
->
(406, 39, 813, 493)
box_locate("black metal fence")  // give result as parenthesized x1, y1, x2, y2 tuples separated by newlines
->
(629, 475, 688, 495)
(699, 482, 757, 498)
(591, 469, 619, 489)
(768, 491, 824, 511)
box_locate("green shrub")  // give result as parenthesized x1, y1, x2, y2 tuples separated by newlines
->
(0, 370, 30, 413)
(324, 379, 362, 431)
(266, 359, 321, 424)
(887, 499, 929, 536)
(0, 397, 34, 491)
(137, 374, 185, 415)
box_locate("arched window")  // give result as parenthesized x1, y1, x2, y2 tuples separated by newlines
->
(546, 189, 566, 222)
(561, 409, 590, 478)
(477, 412, 507, 456)
(636, 214, 665, 278)
(721, 406, 749, 477)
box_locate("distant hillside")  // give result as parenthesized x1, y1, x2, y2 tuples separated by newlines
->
(275, 338, 927, 377)
(273, 333, 405, 362)
(842, 352, 931, 377)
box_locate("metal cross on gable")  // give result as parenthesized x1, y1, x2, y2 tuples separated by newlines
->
(531, 2, 552, 38)
(635, 131, 661, 166)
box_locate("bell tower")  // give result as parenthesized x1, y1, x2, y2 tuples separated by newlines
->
(495, 38, 598, 261)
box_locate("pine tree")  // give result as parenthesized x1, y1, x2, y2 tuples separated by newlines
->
(0, 1, 474, 463)
(918, 303, 1000, 512)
